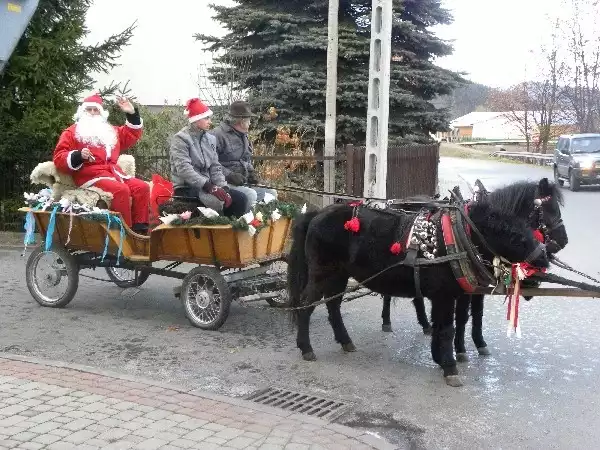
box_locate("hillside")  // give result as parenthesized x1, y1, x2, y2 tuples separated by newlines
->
(432, 81, 492, 118)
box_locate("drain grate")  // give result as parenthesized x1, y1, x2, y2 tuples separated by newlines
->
(245, 387, 350, 421)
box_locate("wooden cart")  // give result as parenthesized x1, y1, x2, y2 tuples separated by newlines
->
(19, 207, 293, 330)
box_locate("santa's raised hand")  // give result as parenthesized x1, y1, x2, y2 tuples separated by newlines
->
(117, 97, 135, 114)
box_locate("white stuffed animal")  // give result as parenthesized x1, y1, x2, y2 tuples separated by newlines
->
(29, 154, 148, 208)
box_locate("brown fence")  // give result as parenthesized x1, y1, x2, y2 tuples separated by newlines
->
(345, 143, 440, 198)
(252, 152, 347, 208)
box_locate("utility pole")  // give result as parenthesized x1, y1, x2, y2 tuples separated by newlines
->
(323, 0, 339, 205)
(363, 0, 393, 200)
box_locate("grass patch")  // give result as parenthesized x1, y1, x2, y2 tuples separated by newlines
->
(439, 144, 493, 159)
(439, 143, 540, 166)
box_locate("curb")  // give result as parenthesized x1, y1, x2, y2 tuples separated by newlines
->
(0, 352, 398, 449)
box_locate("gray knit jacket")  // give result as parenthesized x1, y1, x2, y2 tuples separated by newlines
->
(169, 125, 227, 191)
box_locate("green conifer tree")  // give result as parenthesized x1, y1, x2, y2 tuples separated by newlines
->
(197, 0, 464, 145)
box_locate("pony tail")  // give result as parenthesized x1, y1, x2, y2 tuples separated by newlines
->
(287, 211, 319, 325)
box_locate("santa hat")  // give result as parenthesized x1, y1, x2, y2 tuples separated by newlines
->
(73, 93, 109, 121)
(185, 98, 213, 123)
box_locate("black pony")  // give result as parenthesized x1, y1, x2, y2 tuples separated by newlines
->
(287, 192, 551, 387)
(381, 178, 568, 362)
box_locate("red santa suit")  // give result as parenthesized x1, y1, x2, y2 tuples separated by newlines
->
(53, 94, 150, 230)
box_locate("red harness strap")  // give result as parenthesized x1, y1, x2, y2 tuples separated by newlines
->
(441, 212, 477, 293)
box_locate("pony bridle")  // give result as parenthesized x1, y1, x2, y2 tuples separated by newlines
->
(530, 195, 564, 250)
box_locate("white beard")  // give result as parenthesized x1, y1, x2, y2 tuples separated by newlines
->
(74, 114, 117, 159)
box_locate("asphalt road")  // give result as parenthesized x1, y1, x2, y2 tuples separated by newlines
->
(2, 158, 600, 449)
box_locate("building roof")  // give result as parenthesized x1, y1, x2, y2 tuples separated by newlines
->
(451, 111, 577, 127)
(450, 112, 505, 127)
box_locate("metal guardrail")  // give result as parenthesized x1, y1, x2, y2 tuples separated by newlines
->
(457, 140, 558, 147)
(491, 151, 554, 166)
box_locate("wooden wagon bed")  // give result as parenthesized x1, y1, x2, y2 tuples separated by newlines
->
(19, 207, 292, 267)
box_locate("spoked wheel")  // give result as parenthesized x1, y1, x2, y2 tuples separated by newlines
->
(263, 260, 290, 308)
(181, 266, 232, 330)
(26, 245, 79, 308)
(105, 266, 151, 288)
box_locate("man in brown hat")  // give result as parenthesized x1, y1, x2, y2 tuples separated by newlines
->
(211, 100, 277, 207)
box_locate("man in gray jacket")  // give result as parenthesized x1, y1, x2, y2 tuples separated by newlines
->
(170, 98, 247, 216)
(211, 101, 277, 206)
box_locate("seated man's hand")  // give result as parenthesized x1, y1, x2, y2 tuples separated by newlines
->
(247, 172, 259, 185)
(204, 182, 232, 208)
(226, 172, 246, 186)
(81, 148, 94, 161)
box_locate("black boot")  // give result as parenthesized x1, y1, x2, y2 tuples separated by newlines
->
(132, 223, 149, 235)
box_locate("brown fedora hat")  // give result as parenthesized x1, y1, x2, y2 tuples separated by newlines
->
(229, 100, 256, 118)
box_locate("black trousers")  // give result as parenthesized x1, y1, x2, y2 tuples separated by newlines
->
(174, 185, 248, 218)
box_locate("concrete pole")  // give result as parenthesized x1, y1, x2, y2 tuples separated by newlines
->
(363, 0, 393, 200)
(323, 0, 339, 205)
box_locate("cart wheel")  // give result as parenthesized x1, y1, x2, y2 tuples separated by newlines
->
(181, 266, 232, 330)
(105, 267, 151, 288)
(263, 260, 290, 308)
(26, 245, 79, 308)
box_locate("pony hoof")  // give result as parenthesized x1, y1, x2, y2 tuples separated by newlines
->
(445, 375, 464, 387)
(302, 351, 317, 361)
(423, 326, 433, 335)
(478, 347, 491, 356)
(342, 343, 357, 353)
(382, 324, 393, 333)
(456, 353, 469, 362)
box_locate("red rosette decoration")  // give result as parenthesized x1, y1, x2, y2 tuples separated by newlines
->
(390, 242, 402, 255)
(344, 216, 360, 233)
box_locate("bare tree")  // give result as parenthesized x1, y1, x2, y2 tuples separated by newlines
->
(485, 84, 533, 151)
(196, 50, 252, 122)
(528, 26, 573, 153)
(561, 0, 600, 132)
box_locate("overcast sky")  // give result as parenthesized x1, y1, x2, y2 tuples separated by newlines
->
(84, 0, 564, 105)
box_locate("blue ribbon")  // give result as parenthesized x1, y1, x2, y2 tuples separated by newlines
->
(44, 205, 60, 251)
(112, 215, 125, 266)
(23, 210, 36, 246)
(101, 212, 111, 262)
(100, 212, 125, 265)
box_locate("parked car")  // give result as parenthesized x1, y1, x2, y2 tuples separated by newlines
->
(553, 133, 600, 191)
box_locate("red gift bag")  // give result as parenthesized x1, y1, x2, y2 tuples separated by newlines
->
(150, 174, 173, 225)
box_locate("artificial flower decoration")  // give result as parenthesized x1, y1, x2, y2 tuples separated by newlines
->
(59, 198, 71, 210)
(198, 207, 220, 218)
(180, 211, 192, 220)
(263, 192, 276, 204)
(271, 208, 281, 221)
(159, 214, 180, 225)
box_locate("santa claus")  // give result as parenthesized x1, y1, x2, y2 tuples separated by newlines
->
(53, 93, 150, 234)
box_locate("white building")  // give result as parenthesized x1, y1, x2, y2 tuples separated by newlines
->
(438, 111, 577, 142)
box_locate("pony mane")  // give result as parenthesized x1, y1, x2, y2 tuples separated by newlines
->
(486, 180, 563, 216)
